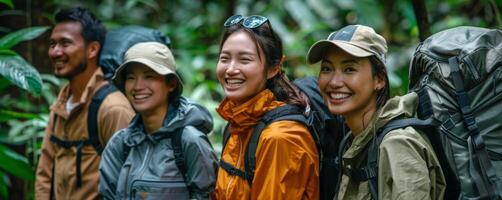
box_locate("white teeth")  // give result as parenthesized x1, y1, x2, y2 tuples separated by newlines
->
(227, 79, 244, 84)
(134, 94, 150, 100)
(330, 93, 350, 100)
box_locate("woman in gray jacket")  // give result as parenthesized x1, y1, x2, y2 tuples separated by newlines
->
(99, 42, 218, 199)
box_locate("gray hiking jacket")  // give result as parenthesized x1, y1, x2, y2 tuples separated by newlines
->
(99, 97, 218, 200)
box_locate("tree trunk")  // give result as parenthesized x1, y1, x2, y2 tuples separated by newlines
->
(412, 0, 431, 41)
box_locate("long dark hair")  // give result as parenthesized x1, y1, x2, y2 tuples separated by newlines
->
(219, 20, 308, 107)
(369, 56, 390, 109)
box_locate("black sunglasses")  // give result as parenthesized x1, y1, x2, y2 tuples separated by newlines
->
(223, 15, 269, 29)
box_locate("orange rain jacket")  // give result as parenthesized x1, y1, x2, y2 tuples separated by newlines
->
(35, 68, 135, 200)
(213, 89, 319, 200)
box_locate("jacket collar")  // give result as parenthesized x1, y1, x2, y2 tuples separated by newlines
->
(343, 92, 419, 159)
(50, 67, 106, 120)
(217, 89, 284, 133)
(124, 102, 179, 147)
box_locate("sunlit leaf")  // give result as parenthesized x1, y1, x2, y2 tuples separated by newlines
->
(0, 110, 42, 122)
(0, 26, 49, 49)
(0, 144, 35, 181)
(354, 0, 384, 29)
(125, 0, 138, 10)
(0, 0, 13, 9)
(284, 0, 317, 31)
(0, 49, 16, 56)
(0, 53, 43, 94)
(7, 117, 47, 143)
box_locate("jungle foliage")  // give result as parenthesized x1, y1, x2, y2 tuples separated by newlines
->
(0, 0, 500, 199)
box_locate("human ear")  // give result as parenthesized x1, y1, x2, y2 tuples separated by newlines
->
(266, 65, 281, 79)
(166, 77, 178, 92)
(87, 41, 100, 60)
(374, 74, 386, 91)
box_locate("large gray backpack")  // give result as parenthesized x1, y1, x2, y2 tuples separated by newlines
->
(334, 26, 502, 200)
(408, 26, 502, 199)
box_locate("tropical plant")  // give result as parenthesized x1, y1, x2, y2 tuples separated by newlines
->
(1, 0, 500, 198)
(0, 25, 49, 199)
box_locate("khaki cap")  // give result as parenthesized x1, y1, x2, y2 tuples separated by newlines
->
(113, 41, 182, 95)
(307, 25, 387, 65)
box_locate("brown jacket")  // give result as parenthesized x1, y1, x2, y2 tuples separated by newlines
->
(213, 89, 319, 200)
(35, 68, 135, 200)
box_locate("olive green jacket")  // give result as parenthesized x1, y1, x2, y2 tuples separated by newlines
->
(337, 92, 446, 200)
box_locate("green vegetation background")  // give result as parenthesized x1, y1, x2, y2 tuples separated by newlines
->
(0, 0, 500, 199)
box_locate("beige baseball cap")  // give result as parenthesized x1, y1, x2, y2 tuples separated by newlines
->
(307, 25, 387, 65)
(113, 41, 183, 95)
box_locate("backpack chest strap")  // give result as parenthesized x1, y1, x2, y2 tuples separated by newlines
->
(49, 135, 94, 187)
(219, 160, 250, 182)
(342, 166, 377, 182)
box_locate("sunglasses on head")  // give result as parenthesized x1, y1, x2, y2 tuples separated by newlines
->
(223, 15, 269, 29)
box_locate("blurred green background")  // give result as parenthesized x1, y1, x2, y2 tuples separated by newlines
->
(0, 0, 500, 199)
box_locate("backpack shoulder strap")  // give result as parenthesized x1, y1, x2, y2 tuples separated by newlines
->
(87, 83, 118, 155)
(148, 127, 188, 182)
(244, 104, 307, 186)
(362, 117, 438, 200)
(171, 128, 188, 180)
(222, 123, 231, 151)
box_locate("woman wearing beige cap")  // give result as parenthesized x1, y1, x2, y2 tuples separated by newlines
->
(307, 25, 446, 199)
(98, 42, 218, 199)
(213, 15, 319, 199)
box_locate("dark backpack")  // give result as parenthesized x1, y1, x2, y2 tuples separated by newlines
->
(338, 26, 502, 200)
(99, 25, 171, 80)
(219, 77, 346, 200)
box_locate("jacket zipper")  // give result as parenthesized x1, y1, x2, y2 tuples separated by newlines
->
(122, 163, 132, 198)
(129, 145, 151, 198)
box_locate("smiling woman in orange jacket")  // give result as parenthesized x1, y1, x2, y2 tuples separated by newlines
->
(212, 15, 320, 200)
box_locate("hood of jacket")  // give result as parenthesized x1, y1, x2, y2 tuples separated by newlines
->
(124, 96, 213, 147)
(217, 89, 284, 134)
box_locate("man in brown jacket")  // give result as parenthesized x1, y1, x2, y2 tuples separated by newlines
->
(35, 7, 134, 200)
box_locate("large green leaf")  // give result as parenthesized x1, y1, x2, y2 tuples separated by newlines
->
(0, 26, 49, 49)
(0, 109, 42, 122)
(0, 172, 8, 200)
(0, 53, 43, 94)
(0, 0, 13, 9)
(0, 144, 34, 181)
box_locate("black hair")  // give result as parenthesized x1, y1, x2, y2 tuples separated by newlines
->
(369, 56, 390, 109)
(219, 19, 308, 107)
(165, 74, 182, 104)
(54, 7, 106, 59)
